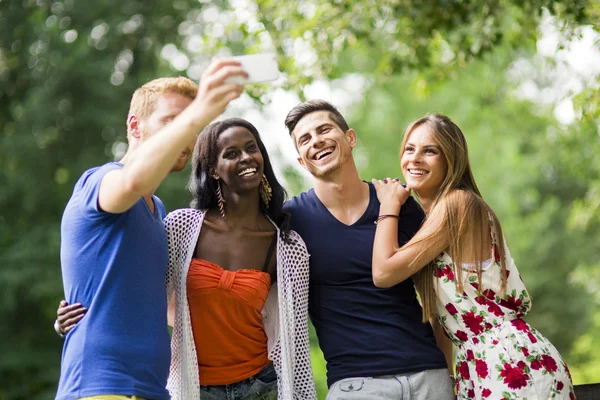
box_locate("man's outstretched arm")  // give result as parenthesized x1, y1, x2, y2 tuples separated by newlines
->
(99, 58, 246, 213)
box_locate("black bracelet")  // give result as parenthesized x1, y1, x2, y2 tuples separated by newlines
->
(375, 214, 399, 225)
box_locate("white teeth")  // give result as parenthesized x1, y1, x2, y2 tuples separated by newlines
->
(238, 168, 257, 176)
(315, 148, 334, 160)
(409, 169, 427, 175)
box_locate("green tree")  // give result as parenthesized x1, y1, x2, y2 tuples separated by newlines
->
(0, 0, 595, 398)
(254, 0, 590, 92)
(556, 49, 600, 386)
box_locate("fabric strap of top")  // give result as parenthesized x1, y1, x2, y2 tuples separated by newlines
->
(262, 234, 277, 273)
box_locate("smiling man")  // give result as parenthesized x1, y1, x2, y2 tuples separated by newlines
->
(283, 100, 454, 400)
(56, 59, 246, 400)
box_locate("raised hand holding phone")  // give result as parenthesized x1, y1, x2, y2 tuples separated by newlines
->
(224, 53, 280, 85)
(189, 58, 247, 125)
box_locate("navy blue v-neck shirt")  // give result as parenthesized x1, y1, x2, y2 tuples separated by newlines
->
(284, 182, 446, 387)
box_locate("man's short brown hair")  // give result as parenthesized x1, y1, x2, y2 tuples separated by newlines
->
(284, 99, 350, 138)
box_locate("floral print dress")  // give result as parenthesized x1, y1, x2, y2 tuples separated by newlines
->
(433, 235, 575, 399)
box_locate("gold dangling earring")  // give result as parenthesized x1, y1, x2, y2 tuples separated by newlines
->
(260, 175, 272, 208)
(214, 177, 226, 218)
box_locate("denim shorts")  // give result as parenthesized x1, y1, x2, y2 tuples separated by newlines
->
(199, 363, 278, 400)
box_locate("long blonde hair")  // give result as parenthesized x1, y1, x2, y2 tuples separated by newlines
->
(401, 114, 508, 322)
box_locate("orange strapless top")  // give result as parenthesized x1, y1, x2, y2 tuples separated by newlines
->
(187, 258, 272, 385)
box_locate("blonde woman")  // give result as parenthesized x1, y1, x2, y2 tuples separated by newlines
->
(371, 114, 574, 400)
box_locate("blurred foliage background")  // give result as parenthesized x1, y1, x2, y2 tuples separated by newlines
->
(1, 0, 599, 398)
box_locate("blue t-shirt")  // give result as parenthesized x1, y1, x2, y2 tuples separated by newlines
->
(56, 163, 171, 400)
(284, 182, 447, 387)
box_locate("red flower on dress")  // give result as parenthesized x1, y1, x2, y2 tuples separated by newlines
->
(527, 332, 538, 344)
(500, 295, 523, 313)
(455, 330, 468, 342)
(510, 318, 529, 332)
(445, 303, 458, 316)
(435, 264, 455, 281)
(487, 302, 504, 317)
(462, 312, 484, 335)
(456, 360, 470, 380)
(466, 349, 475, 361)
(446, 266, 456, 281)
(482, 289, 496, 300)
(470, 282, 479, 290)
(570, 392, 575, 400)
(530, 359, 542, 370)
(482, 388, 492, 398)
(492, 339, 498, 345)
(476, 359, 488, 379)
(475, 295, 487, 306)
(467, 389, 475, 398)
(434, 267, 445, 278)
(493, 243, 501, 262)
(472, 337, 480, 345)
(564, 362, 572, 381)
(541, 354, 558, 372)
(499, 362, 530, 390)
(521, 347, 529, 357)
(557, 381, 564, 391)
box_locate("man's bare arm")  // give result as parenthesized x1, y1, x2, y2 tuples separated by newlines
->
(99, 58, 246, 213)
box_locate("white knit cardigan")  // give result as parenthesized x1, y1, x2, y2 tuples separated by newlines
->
(164, 208, 317, 400)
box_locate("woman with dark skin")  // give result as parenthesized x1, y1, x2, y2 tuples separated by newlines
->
(57, 119, 316, 400)
(191, 120, 279, 286)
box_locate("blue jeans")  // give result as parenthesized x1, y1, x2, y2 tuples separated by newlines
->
(199, 363, 278, 400)
(326, 368, 454, 400)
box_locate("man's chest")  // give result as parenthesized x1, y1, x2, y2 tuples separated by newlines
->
(302, 222, 377, 284)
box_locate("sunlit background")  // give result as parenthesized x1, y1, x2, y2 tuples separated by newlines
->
(1, 0, 599, 398)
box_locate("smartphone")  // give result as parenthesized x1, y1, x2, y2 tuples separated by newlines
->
(225, 53, 280, 85)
